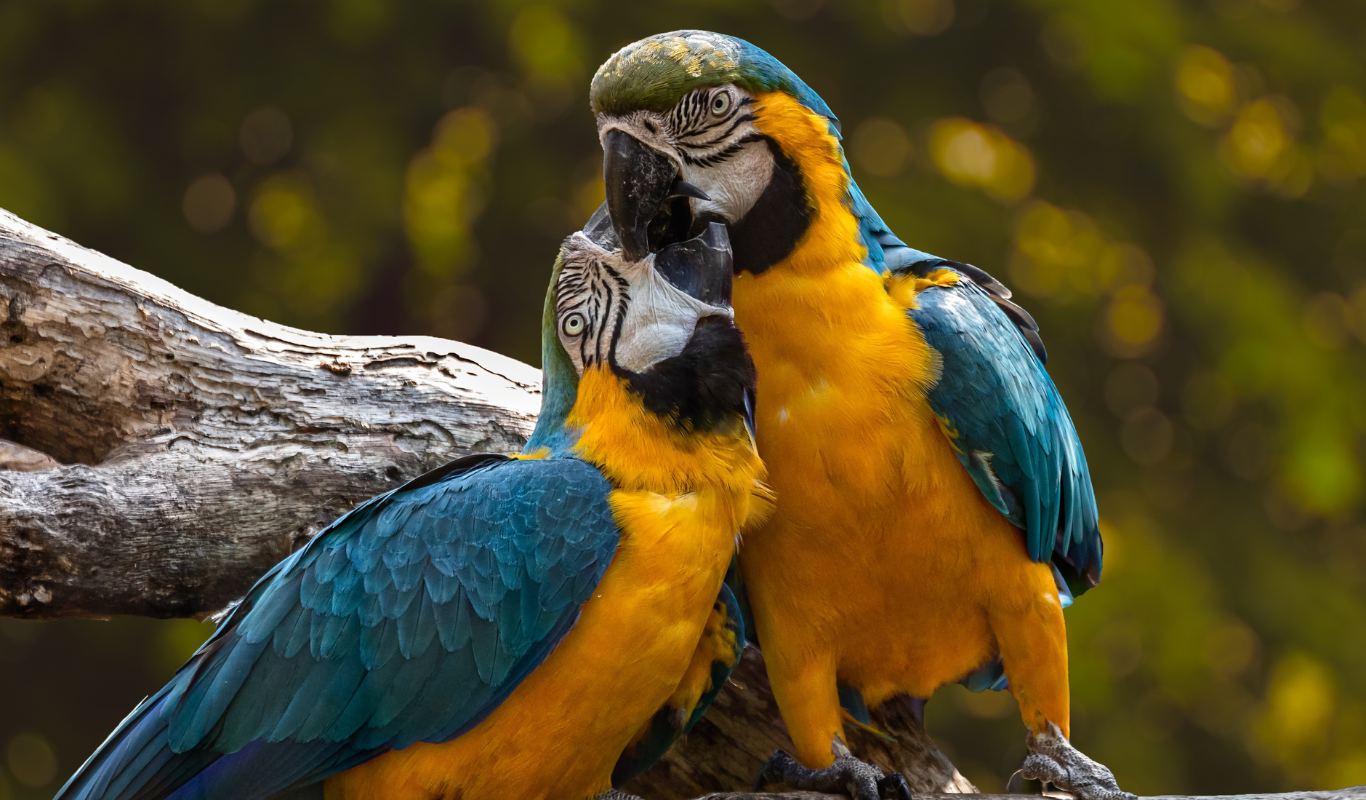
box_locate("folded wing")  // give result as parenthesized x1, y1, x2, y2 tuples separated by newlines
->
(56, 454, 619, 800)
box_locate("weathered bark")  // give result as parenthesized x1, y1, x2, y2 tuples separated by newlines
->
(0, 208, 541, 619)
(700, 793, 1366, 800)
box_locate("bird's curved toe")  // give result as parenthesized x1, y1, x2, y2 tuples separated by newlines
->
(754, 749, 909, 800)
(1020, 723, 1135, 800)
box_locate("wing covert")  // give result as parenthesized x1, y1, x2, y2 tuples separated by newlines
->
(57, 454, 620, 800)
(905, 266, 1102, 596)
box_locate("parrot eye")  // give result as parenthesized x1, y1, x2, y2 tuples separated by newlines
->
(710, 91, 731, 116)
(561, 312, 586, 337)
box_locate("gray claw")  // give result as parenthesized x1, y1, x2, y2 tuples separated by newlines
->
(1021, 722, 1136, 800)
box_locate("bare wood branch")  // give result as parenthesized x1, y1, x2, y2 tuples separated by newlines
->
(0, 208, 540, 619)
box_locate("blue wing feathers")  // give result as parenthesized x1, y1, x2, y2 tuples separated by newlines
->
(907, 271, 1102, 593)
(58, 454, 619, 800)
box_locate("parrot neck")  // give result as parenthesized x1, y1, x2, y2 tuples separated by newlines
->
(566, 364, 766, 503)
(743, 91, 868, 279)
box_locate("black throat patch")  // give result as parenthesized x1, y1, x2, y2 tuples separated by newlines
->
(615, 316, 756, 433)
(724, 138, 812, 276)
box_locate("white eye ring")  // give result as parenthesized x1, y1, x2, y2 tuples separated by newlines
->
(561, 312, 586, 337)
(711, 91, 731, 116)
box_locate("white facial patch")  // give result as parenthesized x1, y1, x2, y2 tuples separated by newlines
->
(596, 84, 772, 226)
(613, 256, 731, 373)
(556, 233, 731, 375)
(682, 141, 774, 224)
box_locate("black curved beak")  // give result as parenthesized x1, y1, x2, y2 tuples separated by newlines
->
(653, 222, 733, 308)
(602, 128, 709, 262)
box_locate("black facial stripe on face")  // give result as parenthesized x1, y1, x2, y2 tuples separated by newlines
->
(683, 113, 756, 149)
(601, 262, 629, 365)
(666, 88, 741, 140)
(557, 253, 631, 368)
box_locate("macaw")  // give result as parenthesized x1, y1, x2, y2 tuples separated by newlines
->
(589, 30, 1133, 800)
(54, 223, 770, 800)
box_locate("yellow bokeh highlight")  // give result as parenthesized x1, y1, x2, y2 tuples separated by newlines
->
(1222, 99, 1288, 178)
(1216, 97, 1315, 197)
(928, 117, 1035, 202)
(249, 173, 326, 254)
(509, 5, 580, 78)
(1104, 285, 1165, 356)
(1175, 45, 1236, 127)
(1258, 652, 1335, 769)
(403, 107, 498, 278)
(1009, 200, 1154, 302)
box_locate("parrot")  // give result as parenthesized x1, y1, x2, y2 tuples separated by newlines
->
(588, 30, 1133, 800)
(53, 221, 770, 800)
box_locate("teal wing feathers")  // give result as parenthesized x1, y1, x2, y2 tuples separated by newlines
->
(903, 265, 1102, 597)
(56, 454, 619, 800)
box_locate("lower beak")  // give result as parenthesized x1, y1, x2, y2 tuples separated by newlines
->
(653, 222, 733, 308)
(602, 129, 710, 262)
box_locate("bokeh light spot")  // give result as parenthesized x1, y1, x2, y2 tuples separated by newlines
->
(509, 6, 580, 78)
(182, 173, 236, 234)
(5, 733, 56, 788)
(1101, 286, 1164, 357)
(249, 174, 323, 253)
(1175, 46, 1236, 127)
(851, 117, 912, 178)
(929, 117, 1035, 202)
(239, 106, 293, 166)
(1259, 652, 1335, 766)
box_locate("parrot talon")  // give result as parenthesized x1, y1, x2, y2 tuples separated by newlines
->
(754, 749, 902, 800)
(1020, 722, 1135, 800)
(877, 770, 914, 800)
(594, 791, 644, 800)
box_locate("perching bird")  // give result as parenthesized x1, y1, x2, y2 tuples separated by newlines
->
(54, 223, 769, 800)
(590, 31, 1132, 800)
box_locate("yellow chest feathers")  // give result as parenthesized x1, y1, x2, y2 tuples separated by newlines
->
(567, 365, 772, 541)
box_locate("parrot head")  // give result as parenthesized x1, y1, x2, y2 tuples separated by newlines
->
(526, 220, 754, 452)
(590, 30, 852, 276)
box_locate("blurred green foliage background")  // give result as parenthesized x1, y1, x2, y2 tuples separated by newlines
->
(1, 0, 1364, 796)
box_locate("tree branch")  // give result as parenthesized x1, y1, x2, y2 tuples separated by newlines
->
(0, 208, 540, 619)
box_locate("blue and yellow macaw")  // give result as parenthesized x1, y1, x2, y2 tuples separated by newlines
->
(54, 224, 770, 800)
(590, 31, 1132, 800)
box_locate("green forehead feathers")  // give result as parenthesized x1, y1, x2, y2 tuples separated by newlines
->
(590, 30, 834, 121)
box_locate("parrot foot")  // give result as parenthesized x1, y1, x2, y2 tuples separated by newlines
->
(594, 791, 643, 800)
(1019, 722, 1135, 800)
(754, 749, 911, 800)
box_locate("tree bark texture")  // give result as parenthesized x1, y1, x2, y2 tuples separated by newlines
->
(0, 208, 541, 620)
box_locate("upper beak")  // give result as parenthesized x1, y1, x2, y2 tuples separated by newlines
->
(602, 128, 710, 262)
